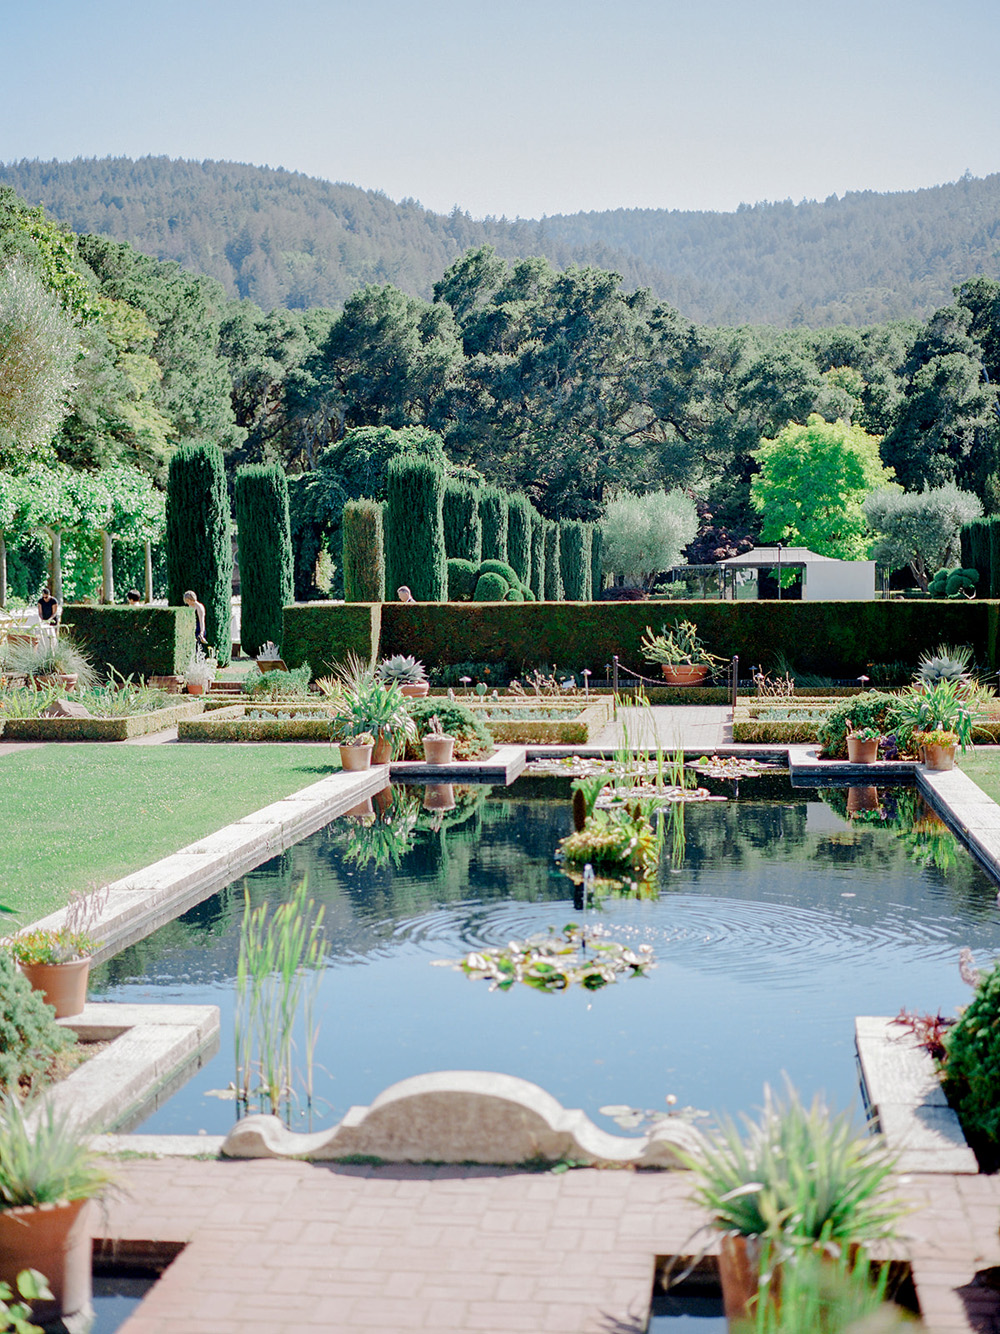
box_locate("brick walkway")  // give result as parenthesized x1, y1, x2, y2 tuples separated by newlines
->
(100, 1159, 1000, 1333)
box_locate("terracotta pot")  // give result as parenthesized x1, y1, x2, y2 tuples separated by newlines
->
(400, 682, 430, 698)
(187, 681, 207, 696)
(339, 743, 373, 772)
(423, 734, 455, 764)
(660, 664, 710, 686)
(372, 736, 394, 764)
(717, 1232, 767, 1325)
(422, 783, 456, 812)
(846, 737, 879, 765)
(923, 742, 957, 772)
(0, 1198, 92, 1322)
(37, 673, 78, 690)
(345, 796, 375, 817)
(847, 785, 880, 815)
(20, 957, 90, 1018)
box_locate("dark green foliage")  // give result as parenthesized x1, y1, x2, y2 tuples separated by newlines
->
(447, 558, 478, 601)
(927, 567, 979, 597)
(944, 958, 1000, 1152)
(560, 520, 588, 600)
(384, 455, 447, 601)
(112, 540, 167, 601)
(234, 464, 293, 657)
(62, 605, 196, 677)
(473, 571, 510, 601)
(443, 482, 482, 563)
(505, 587, 524, 602)
(580, 524, 593, 600)
(402, 697, 494, 760)
(990, 519, 1000, 601)
(543, 523, 563, 601)
(342, 499, 385, 603)
(960, 517, 991, 591)
(530, 513, 546, 600)
(522, 587, 536, 602)
(815, 693, 907, 758)
(506, 494, 533, 583)
(479, 487, 508, 563)
(281, 602, 381, 678)
(165, 442, 234, 665)
(479, 559, 519, 584)
(591, 526, 604, 597)
(0, 950, 75, 1092)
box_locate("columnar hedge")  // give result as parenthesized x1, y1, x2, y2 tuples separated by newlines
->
(961, 517, 995, 597)
(62, 605, 196, 677)
(479, 487, 508, 564)
(234, 464, 293, 657)
(591, 526, 604, 597)
(384, 456, 447, 601)
(581, 524, 593, 601)
(443, 482, 482, 564)
(530, 512, 546, 599)
(560, 520, 587, 600)
(543, 522, 562, 600)
(507, 494, 533, 583)
(165, 441, 233, 664)
(342, 498, 385, 603)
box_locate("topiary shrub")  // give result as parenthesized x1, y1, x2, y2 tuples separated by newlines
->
(522, 587, 536, 602)
(473, 571, 510, 601)
(815, 691, 906, 758)
(165, 441, 234, 665)
(544, 522, 562, 601)
(479, 487, 508, 563)
(943, 957, 1000, 1163)
(504, 587, 524, 602)
(0, 951, 76, 1093)
(506, 494, 533, 583)
(384, 455, 447, 601)
(403, 697, 494, 759)
(530, 512, 546, 599)
(234, 463, 294, 658)
(928, 567, 980, 598)
(443, 482, 482, 564)
(479, 559, 518, 584)
(447, 558, 478, 601)
(560, 520, 587, 600)
(342, 498, 386, 603)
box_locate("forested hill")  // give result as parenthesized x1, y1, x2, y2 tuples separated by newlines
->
(2, 156, 999, 326)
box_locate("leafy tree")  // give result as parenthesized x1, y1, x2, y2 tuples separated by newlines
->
(750, 415, 893, 560)
(863, 483, 983, 591)
(600, 489, 698, 588)
(165, 442, 233, 663)
(234, 464, 293, 655)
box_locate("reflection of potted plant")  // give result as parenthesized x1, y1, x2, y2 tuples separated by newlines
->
(422, 714, 455, 765)
(679, 1084, 902, 1325)
(846, 725, 880, 765)
(377, 654, 429, 698)
(336, 730, 374, 772)
(0, 1095, 114, 1323)
(184, 649, 216, 696)
(422, 783, 456, 812)
(640, 620, 723, 685)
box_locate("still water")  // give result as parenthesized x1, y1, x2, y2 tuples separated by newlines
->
(90, 775, 1000, 1136)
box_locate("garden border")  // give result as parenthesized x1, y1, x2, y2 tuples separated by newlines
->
(2, 699, 205, 741)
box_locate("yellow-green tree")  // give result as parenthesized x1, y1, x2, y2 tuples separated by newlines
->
(750, 415, 893, 560)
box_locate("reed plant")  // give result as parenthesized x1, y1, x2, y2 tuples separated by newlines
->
(234, 878, 326, 1118)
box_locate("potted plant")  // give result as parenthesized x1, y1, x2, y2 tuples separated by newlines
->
(422, 714, 455, 765)
(4, 929, 95, 1019)
(0, 1095, 115, 1323)
(679, 1084, 902, 1324)
(185, 649, 216, 696)
(4, 636, 97, 692)
(377, 654, 429, 698)
(254, 641, 287, 672)
(894, 678, 978, 769)
(845, 725, 880, 765)
(912, 727, 960, 771)
(640, 620, 724, 685)
(327, 655, 416, 763)
(336, 729, 374, 772)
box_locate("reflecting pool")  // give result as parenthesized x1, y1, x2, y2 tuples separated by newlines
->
(90, 775, 1000, 1136)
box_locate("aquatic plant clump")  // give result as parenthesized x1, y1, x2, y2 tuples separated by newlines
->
(444, 924, 655, 992)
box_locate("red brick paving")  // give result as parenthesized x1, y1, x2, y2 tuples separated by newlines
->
(94, 1160, 1000, 1333)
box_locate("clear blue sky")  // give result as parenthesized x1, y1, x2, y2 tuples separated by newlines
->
(4, 0, 999, 219)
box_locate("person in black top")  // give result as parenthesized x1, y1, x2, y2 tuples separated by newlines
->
(183, 590, 208, 646)
(37, 587, 60, 645)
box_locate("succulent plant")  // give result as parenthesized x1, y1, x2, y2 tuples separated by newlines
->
(915, 643, 974, 687)
(376, 654, 427, 685)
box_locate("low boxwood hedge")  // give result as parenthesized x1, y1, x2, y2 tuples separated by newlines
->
(3, 699, 203, 741)
(62, 605, 197, 678)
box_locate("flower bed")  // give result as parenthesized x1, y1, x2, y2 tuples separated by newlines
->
(1, 699, 205, 741)
(178, 703, 332, 742)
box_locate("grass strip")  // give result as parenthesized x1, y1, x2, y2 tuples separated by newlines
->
(0, 744, 340, 922)
(957, 748, 1000, 805)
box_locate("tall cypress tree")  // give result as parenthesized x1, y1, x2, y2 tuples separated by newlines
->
(479, 487, 508, 563)
(166, 441, 233, 664)
(385, 456, 447, 601)
(342, 498, 386, 602)
(543, 521, 563, 601)
(443, 481, 482, 563)
(580, 524, 593, 601)
(234, 464, 293, 658)
(560, 520, 586, 600)
(507, 494, 532, 583)
(590, 525, 604, 598)
(530, 510, 546, 599)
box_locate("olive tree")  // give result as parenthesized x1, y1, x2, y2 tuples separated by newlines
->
(600, 489, 698, 589)
(863, 483, 983, 591)
(0, 260, 79, 467)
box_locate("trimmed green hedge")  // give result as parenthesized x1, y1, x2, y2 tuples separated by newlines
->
(443, 482, 482, 564)
(543, 522, 562, 601)
(4, 699, 204, 741)
(479, 487, 508, 563)
(343, 499, 386, 603)
(282, 602, 381, 676)
(62, 605, 197, 677)
(384, 456, 447, 601)
(530, 513, 546, 600)
(507, 494, 533, 583)
(234, 463, 294, 657)
(165, 441, 233, 666)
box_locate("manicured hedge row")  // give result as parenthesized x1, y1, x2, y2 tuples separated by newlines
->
(379, 599, 1000, 676)
(62, 606, 197, 677)
(3, 699, 204, 741)
(178, 705, 332, 742)
(282, 602, 381, 675)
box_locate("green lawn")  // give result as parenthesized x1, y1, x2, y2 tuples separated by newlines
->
(1, 745, 340, 923)
(958, 748, 1000, 804)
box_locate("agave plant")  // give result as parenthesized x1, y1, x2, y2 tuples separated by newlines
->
(914, 643, 974, 688)
(376, 654, 427, 685)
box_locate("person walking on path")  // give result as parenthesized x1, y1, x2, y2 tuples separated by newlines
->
(183, 590, 208, 648)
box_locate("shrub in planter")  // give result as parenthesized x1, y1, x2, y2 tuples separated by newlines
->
(0, 953, 76, 1095)
(816, 693, 906, 759)
(403, 698, 494, 760)
(447, 558, 478, 601)
(943, 957, 1000, 1162)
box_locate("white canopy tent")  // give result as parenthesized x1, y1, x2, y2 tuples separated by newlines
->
(716, 547, 877, 600)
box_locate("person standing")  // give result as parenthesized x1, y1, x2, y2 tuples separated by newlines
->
(37, 586, 60, 645)
(183, 590, 208, 647)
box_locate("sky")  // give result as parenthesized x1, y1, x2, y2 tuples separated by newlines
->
(3, 0, 1000, 220)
